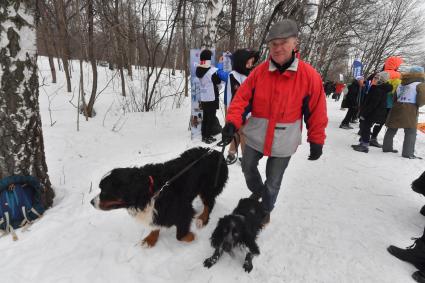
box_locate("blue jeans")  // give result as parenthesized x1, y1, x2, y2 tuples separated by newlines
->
(241, 145, 291, 212)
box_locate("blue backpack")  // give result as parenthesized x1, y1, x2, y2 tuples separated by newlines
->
(0, 176, 45, 240)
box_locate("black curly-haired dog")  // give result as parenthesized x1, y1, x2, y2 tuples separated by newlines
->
(412, 171, 425, 216)
(412, 171, 425, 196)
(204, 198, 266, 273)
(91, 147, 228, 247)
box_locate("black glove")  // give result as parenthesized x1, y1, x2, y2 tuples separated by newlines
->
(308, 143, 323, 160)
(221, 123, 236, 145)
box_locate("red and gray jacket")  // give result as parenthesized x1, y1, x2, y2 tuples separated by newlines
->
(226, 58, 328, 157)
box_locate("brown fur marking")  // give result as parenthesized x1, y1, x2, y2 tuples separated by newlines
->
(142, 229, 160, 247)
(178, 231, 195, 242)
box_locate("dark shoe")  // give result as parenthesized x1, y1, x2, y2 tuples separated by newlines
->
(339, 124, 353, 129)
(420, 205, 425, 217)
(383, 149, 398, 153)
(369, 138, 383, 148)
(352, 144, 369, 153)
(387, 239, 425, 271)
(225, 153, 237, 165)
(412, 271, 425, 283)
(403, 155, 423, 160)
(261, 213, 270, 226)
(208, 136, 217, 142)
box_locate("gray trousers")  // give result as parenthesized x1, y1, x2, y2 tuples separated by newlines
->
(383, 127, 417, 157)
(241, 145, 291, 213)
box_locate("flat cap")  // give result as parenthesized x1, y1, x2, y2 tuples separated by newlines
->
(266, 19, 298, 42)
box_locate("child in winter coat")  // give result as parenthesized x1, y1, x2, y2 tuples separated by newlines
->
(382, 65, 425, 159)
(224, 48, 259, 164)
(352, 71, 392, 153)
(196, 49, 223, 144)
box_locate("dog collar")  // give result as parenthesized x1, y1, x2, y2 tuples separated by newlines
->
(148, 175, 154, 195)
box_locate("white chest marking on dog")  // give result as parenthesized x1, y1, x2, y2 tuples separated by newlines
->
(127, 200, 159, 229)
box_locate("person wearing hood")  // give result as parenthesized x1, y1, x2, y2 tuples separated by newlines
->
(221, 19, 328, 225)
(196, 49, 223, 144)
(224, 48, 260, 165)
(382, 65, 425, 159)
(369, 56, 403, 147)
(351, 71, 393, 153)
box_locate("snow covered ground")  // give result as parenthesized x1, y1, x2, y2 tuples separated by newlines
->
(1, 57, 424, 282)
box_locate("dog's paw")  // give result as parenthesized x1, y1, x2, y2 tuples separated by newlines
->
(140, 239, 154, 248)
(196, 218, 204, 229)
(243, 262, 253, 273)
(178, 231, 195, 242)
(203, 258, 214, 268)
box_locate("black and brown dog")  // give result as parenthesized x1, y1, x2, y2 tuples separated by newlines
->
(91, 147, 228, 247)
(204, 198, 266, 273)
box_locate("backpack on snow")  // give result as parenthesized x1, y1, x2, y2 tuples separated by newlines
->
(0, 176, 45, 240)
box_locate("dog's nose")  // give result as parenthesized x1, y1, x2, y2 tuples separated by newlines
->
(223, 242, 232, 252)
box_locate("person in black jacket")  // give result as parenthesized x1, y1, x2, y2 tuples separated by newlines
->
(340, 76, 365, 129)
(352, 71, 392, 153)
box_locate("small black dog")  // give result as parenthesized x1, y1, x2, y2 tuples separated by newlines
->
(412, 171, 425, 196)
(204, 198, 266, 273)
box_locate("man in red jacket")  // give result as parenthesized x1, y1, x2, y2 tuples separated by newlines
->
(222, 19, 328, 225)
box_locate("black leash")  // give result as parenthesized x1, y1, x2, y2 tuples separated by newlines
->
(153, 146, 216, 199)
(213, 141, 227, 188)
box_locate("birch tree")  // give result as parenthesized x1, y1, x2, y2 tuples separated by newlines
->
(0, 0, 55, 207)
(202, 0, 224, 48)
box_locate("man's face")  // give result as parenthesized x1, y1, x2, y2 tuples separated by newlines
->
(268, 37, 298, 65)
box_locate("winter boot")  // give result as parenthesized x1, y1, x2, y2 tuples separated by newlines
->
(412, 271, 425, 283)
(340, 124, 353, 130)
(369, 138, 383, 148)
(387, 229, 425, 271)
(383, 149, 398, 153)
(351, 144, 369, 153)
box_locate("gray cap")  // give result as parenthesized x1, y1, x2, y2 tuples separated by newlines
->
(266, 19, 298, 42)
(374, 71, 390, 84)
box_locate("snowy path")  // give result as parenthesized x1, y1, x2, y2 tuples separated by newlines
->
(1, 59, 424, 282)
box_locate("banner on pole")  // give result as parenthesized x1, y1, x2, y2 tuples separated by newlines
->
(352, 59, 363, 78)
(189, 49, 216, 140)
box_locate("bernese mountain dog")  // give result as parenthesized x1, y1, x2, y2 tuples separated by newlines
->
(204, 198, 266, 273)
(91, 147, 228, 247)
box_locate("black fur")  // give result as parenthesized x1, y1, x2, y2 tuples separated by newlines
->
(204, 198, 266, 272)
(412, 171, 425, 196)
(93, 147, 228, 242)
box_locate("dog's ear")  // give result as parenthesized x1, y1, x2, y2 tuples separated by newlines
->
(210, 218, 226, 248)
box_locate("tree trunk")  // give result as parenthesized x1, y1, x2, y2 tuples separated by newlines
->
(86, 0, 97, 117)
(228, 0, 237, 52)
(0, 0, 54, 208)
(182, 0, 188, 97)
(55, 0, 72, 92)
(202, 0, 223, 49)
